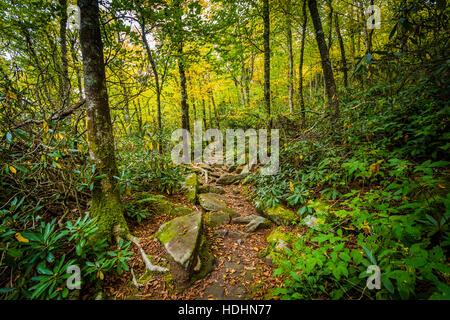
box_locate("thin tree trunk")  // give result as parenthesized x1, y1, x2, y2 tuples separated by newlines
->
(335, 13, 348, 88)
(202, 98, 207, 129)
(208, 101, 212, 129)
(69, 38, 83, 98)
(210, 92, 219, 129)
(59, 0, 69, 108)
(139, 20, 162, 149)
(307, 0, 339, 128)
(286, 0, 294, 113)
(262, 0, 271, 128)
(327, 0, 333, 52)
(299, 0, 308, 125)
(78, 0, 128, 239)
(191, 97, 196, 121)
(178, 42, 189, 130)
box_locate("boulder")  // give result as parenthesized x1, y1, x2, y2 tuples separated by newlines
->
(260, 204, 298, 226)
(198, 193, 237, 217)
(136, 195, 193, 217)
(267, 227, 292, 253)
(198, 184, 226, 195)
(233, 214, 260, 224)
(204, 210, 231, 227)
(216, 173, 248, 185)
(232, 214, 272, 232)
(245, 216, 271, 232)
(183, 173, 199, 204)
(155, 211, 202, 270)
(172, 206, 193, 216)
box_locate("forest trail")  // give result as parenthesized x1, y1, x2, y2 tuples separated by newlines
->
(107, 163, 285, 300)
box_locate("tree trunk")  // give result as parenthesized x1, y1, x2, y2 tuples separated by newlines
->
(178, 42, 189, 130)
(307, 0, 339, 127)
(210, 92, 220, 129)
(59, 0, 69, 108)
(69, 37, 83, 98)
(202, 98, 207, 129)
(78, 0, 128, 240)
(191, 97, 197, 121)
(335, 13, 348, 88)
(286, 0, 294, 113)
(139, 20, 162, 150)
(208, 101, 212, 129)
(262, 0, 271, 128)
(299, 0, 308, 125)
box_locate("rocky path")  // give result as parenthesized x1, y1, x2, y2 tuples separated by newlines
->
(106, 164, 287, 300)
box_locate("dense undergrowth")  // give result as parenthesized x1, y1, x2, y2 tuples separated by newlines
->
(248, 74, 449, 299)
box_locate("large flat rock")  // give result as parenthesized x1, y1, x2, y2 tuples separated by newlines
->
(261, 204, 298, 226)
(155, 211, 202, 270)
(198, 193, 237, 217)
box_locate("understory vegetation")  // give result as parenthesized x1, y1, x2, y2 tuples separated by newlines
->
(0, 0, 448, 300)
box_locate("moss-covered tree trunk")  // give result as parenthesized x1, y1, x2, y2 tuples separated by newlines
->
(78, 0, 128, 240)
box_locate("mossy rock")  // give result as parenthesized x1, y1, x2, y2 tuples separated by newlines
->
(183, 173, 199, 204)
(155, 211, 202, 270)
(216, 173, 248, 185)
(198, 193, 237, 217)
(172, 206, 193, 216)
(190, 236, 215, 283)
(198, 184, 226, 195)
(267, 227, 291, 244)
(136, 194, 192, 216)
(266, 227, 292, 253)
(204, 210, 231, 227)
(261, 204, 298, 226)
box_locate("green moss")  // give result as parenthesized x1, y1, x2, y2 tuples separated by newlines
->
(155, 222, 179, 245)
(172, 206, 193, 216)
(91, 187, 128, 241)
(267, 227, 291, 244)
(183, 173, 198, 204)
(190, 236, 214, 283)
(263, 204, 298, 226)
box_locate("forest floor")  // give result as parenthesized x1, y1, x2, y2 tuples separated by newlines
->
(105, 164, 292, 300)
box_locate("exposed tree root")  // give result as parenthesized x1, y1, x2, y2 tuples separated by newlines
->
(113, 225, 169, 282)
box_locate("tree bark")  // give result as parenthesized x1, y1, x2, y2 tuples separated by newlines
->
(139, 20, 163, 151)
(299, 0, 308, 125)
(78, 0, 128, 239)
(262, 0, 271, 128)
(210, 92, 220, 129)
(335, 13, 348, 88)
(286, 0, 294, 113)
(327, 0, 333, 52)
(307, 0, 339, 127)
(202, 98, 207, 129)
(178, 42, 190, 130)
(59, 0, 69, 108)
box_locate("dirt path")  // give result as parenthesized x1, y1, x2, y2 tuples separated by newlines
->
(106, 165, 284, 300)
